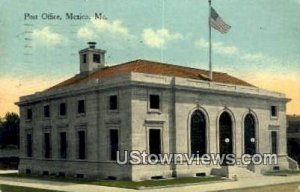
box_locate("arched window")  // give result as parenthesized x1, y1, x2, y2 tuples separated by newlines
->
(244, 114, 256, 155)
(219, 112, 233, 155)
(190, 110, 206, 155)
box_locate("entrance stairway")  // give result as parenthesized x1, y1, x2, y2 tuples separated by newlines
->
(211, 165, 262, 179)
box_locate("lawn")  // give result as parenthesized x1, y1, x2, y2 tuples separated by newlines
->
(0, 185, 63, 192)
(0, 173, 224, 189)
(88, 176, 223, 189)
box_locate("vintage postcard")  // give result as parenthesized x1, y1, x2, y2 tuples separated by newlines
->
(0, 0, 299, 191)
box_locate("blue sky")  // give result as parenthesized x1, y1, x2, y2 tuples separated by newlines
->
(0, 0, 299, 115)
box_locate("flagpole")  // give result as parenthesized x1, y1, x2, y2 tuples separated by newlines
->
(208, 0, 213, 81)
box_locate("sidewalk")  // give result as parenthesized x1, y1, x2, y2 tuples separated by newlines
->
(0, 173, 300, 192)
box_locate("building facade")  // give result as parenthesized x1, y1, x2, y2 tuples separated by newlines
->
(17, 43, 292, 181)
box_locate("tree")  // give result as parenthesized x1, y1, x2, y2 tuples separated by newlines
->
(0, 112, 20, 148)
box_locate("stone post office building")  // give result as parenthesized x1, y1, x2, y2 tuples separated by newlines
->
(17, 42, 294, 181)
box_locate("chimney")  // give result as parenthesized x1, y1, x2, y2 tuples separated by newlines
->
(79, 42, 106, 76)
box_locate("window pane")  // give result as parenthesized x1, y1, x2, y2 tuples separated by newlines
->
(93, 54, 100, 63)
(44, 105, 50, 118)
(110, 130, 118, 160)
(150, 95, 160, 109)
(82, 54, 87, 63)
(27, 109, 32, 120)
(109, 95, 118, 110)
(44, 133, 51, 158)
(78, 131, 86, 159)
(271, 106, 277, 117)
(191, 110, 206, 155)
(271, 131, 278, 154)
(149, 129, 161, 155)
(78, 100, 85, 114)
(60, 132, 67, 159)
(60, 103, 67, 116)
(26, 134, 32, 157)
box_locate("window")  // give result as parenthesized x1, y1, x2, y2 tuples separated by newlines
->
(59, 103, 67, 116)
(26, 134, 32, 157)
(78, 131, 86, 159)
(191, 110, 206, 156)
(271, 106, 277, 117)
(93, 54, 100, 63)
(110, 130, 118, 160)
(78, 100, 85, 114)
(82, 54, 87, 63)
(149, 129, 161, 155)
(149, 94, 160, 110)
(26, 108, 32, 120)
(60, 132, 67, 159)
(271, 131, 278, 154)
(109, 95, 118, 110)
(44, 133, 51, 158)
(44, 105, 50, 118)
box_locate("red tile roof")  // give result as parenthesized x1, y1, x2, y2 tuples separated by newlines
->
(46, 59, 254, 91)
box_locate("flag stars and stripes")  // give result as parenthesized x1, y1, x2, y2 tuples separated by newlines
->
(210, 7, 231, 34)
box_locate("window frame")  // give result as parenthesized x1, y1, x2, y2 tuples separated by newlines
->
(43, 132, 52, 159)
(109, 95, 119, 111)
(147, 90, 162, 113)
(77, 130, 87, 160)
(109, 129, 119, 161)
(43, 105, 50, 119)
(26, 108, 33, 121)
(77, 99, 86, 115)
(146, 127, 163, 155)
(59, 132, 67, 159)
(26, 132, 33, 158)
(82, 54, 87, 63)
(93, 54, 101, 63)
(59, 102, 67, 117)
(270, 105, 278, 119)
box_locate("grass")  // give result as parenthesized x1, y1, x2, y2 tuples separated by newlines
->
(222, 182, 300, 192)
(0, 173, 224, 189)
(0, 185, 63, 192)
(88, 176, 223, 189)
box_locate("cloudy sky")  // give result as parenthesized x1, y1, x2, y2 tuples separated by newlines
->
(0, 0, 299, 116)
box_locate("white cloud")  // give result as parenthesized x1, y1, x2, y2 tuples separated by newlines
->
(241, 53, 265, 61)
(195, 38, 237, 55)
(77, 19, 132, 40)
(142, 28, 183, 48)
(32, 27, 65, 45)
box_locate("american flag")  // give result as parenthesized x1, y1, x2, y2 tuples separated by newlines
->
(210, 7, 231, 34)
